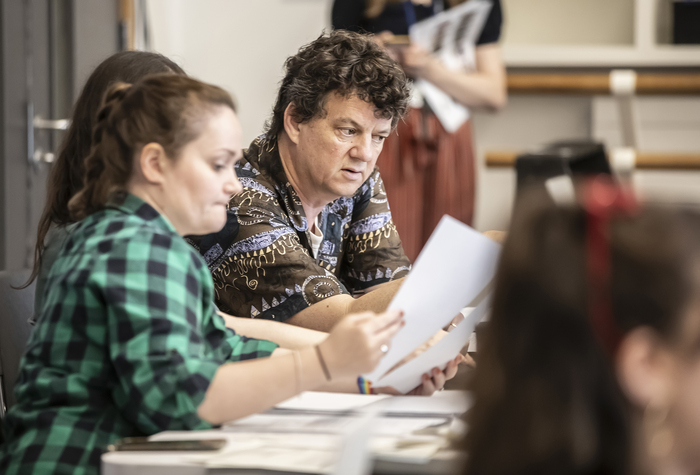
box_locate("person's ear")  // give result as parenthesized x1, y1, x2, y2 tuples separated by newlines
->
(616, 327, 674, 409)
(138, 142, 169, 185)
(283, 103, 302, 145)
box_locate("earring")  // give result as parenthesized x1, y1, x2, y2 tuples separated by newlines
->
(643, 402, 674, 459)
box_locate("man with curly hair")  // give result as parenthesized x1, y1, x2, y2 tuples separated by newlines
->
(189, 30, 413, 332)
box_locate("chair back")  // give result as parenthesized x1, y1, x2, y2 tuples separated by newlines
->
(0, 269, 35, 419)
(515, 140, 612, 197)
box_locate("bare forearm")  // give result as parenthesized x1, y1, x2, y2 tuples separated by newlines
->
(348, 277, 404, 314)
(316, 376, 360, 393)
(199, 309, 406, 423)
(426, 69, 505, 109)
(286, 278, 405, 332)
(422, 45, 507, 110)
(220, 313, 327, 349)
(198, 347, 326, 424)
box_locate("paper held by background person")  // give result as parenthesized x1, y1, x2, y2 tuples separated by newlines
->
(409, 0, 493, 132)
(363, 215, 501, 385)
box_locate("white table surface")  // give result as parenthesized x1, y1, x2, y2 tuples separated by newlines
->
(102, 391, 469, 475)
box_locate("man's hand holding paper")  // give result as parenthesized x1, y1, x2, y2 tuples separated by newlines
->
(362, 216, 501, 393)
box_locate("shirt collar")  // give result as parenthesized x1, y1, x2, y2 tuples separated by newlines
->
(245, 136, 310, 233)
(106, 191, 179, 235)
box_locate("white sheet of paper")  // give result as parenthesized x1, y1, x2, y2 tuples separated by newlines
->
(198, 433, 340, 472)
(225, 413, 359, 434)
(224, 413, 444, 437)
(363, 215, 500, 383)
(203, 446, 336, 473)
(416, 79, 469, 133)
(409, 0, 492, 131)
(274, 391, 390, 413)
(383, 390, 471, 416)
(376, 297, 491, 393)
(409, 0, 491, 71)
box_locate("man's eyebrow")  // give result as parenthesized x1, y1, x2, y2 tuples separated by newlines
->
(334, 117, 363, 129)
(335, 118, 391, 135)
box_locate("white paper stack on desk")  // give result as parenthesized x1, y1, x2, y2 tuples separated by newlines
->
(364, 215, 501, 393)
(123, 391, 469, 473)
(270, 390, 470, 417)
(213, 390, 469, 471)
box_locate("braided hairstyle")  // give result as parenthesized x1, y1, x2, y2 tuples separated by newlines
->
(265, 29, 410, 140)
(68, 74, 235, 220)
(27, 51, 185, 287)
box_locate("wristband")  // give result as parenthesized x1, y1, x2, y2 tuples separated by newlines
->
(314, 345, 332, 381)
(357, 376, 372, 394)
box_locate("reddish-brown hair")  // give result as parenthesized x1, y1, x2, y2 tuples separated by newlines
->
(27, 51, 185, 287)
(68, 74, 235, 220)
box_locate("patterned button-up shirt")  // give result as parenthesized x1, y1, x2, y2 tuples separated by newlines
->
(0, 193, 278, 475)
(188, 136, 411, 322)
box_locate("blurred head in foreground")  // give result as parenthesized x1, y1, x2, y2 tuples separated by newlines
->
(464, 179, 700, 475)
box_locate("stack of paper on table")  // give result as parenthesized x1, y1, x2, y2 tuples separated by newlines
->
(363, 215, 501, 393)
(111, 391, 470, 473)
(227, 391, 469, 435)
(271, 390, 471, 417)
(271, 390, 390, 414)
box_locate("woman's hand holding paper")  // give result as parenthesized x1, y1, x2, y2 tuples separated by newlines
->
(319, 310, 405, 379)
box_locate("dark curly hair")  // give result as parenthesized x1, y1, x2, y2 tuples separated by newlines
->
(266, 29, 410, 139)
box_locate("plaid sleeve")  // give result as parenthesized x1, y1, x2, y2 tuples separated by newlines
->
(205, 300, 279, 361)
(103, 228, 273, 434)
(340, 169, 411, 293)
(223, 327, 279, 362)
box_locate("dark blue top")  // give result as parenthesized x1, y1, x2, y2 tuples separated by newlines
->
(332, 0, 502, 45)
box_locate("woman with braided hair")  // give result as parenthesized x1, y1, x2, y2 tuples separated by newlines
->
(0, 74, 412, 475)
(25, 50, 186, 324)
(463, 180, 700, 475)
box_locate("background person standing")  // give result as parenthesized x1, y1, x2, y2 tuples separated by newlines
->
(333, 0, 507, 260)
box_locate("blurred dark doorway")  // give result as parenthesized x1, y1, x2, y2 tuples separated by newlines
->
(0, 0, 119, 271)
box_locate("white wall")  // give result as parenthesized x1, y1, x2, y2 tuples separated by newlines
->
(471, 95, 592, 231)
(147, 0, 334, 146)
(471, 95, 700, 232)
(502, 0, 635, 46)
(146, 1, 700, 233)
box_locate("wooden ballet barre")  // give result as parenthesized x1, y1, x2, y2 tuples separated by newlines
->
(485, 150, 700, 170)
(507, 73, 700, 95)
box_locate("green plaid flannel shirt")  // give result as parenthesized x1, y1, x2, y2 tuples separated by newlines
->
(0, 193, 278, 475)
